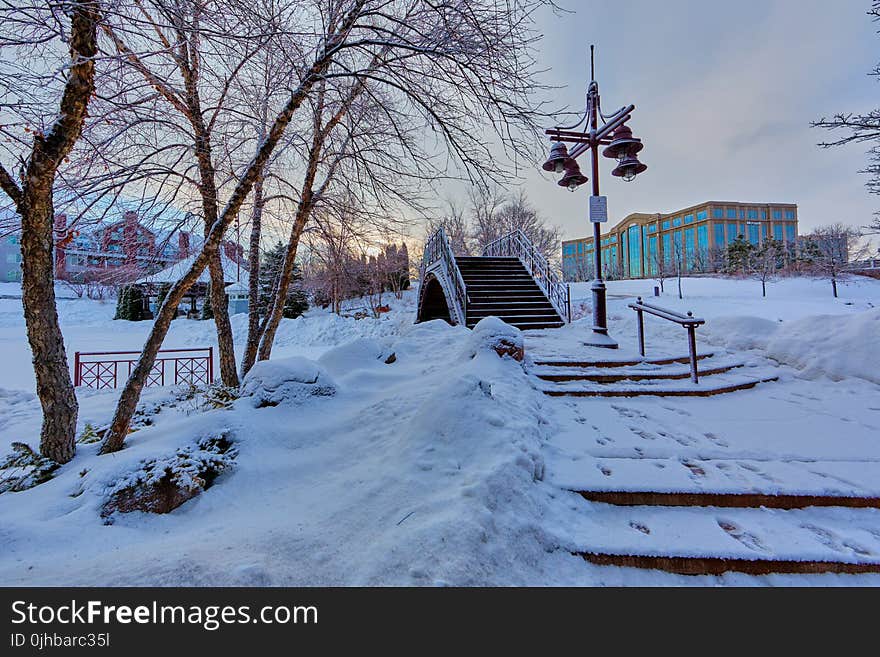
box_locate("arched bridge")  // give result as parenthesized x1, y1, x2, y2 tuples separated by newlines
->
(416, 229, 571, 330)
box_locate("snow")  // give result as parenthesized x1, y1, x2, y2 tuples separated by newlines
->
(240, 356, 337, 406)
(0, 275, 879, 586)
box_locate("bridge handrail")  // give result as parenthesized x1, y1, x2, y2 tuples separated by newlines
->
(481, 229, 571, 322)
(421, 227, 468, 325)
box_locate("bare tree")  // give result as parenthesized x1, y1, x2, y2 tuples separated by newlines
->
(806, 223, 865, 297)
(813, 2, 880, 232)
(99, 0, 370, 454)
(426, 199, 471, 255)
(651, 251, 669, 294)
(491, 189, 561, 262)
(0, 1, 99, 463)
(749, 237, 784, 298)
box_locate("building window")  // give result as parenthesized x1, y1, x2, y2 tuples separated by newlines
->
(646, 236, 658, 275)
(773, 210, 782, 220)
(7, 269, 20, 280)
(647, 224, 657, 234)
(661, 220, 670, 230)
(712, 208, 723, 219)
(672, 231, 683, 266)
(627, 224, 641, 278)
(577, 243, 583, 253)
(7, 235, 18, 245)
(684, 214, 694, 224)
(727, 223, 738, 243)
(785, 224, 796, 243)
(6, 253, 17, 264)
(714, 223, 725, 248)
(773, 224, 783, 241)
(726, 208, 736, 219)
(747, 223, 760, 245)
(684, 227, 695, 268)
(747, 209, 758, 219)
(785, 210, 795, 220)
(696, 210, 708, 221)
(739, 209, 746, 219)
(672, 217, 682, 227)
(662, 233, 672, 265)
(761, 210, 767, 220)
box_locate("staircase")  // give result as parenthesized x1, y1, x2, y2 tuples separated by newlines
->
(417, 229, 569, 331)
(457, 257, 565, 330)
(530, 352, 779, 397)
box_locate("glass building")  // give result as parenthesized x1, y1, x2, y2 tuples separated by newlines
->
(561, 201, 799, 281)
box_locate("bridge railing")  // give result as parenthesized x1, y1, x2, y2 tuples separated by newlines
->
(421, 227, 468, 325)
(482, 230, 571, 323)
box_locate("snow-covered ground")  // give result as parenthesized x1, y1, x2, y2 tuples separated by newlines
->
(0, 274, 879, 586)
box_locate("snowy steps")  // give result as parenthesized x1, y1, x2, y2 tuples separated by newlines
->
(571, 503, 880, 575)
(551, 456, 880, 504)
(529, 352, 779, 398)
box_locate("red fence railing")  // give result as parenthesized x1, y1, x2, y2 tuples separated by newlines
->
(73, 347, 214, 389)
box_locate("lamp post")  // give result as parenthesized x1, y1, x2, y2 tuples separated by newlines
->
(543, 46, 647, 349)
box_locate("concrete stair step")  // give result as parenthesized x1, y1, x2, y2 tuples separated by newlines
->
(538, 372, 779, 397)
(531, 362, 744, 383)
(533, 352, 716, 369)
(549, 457, 880, 502)
(569, 504, 880, 575)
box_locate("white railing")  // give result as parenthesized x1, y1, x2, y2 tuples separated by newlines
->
(421, 227, 468, 325)
(482, 230, 571, 323)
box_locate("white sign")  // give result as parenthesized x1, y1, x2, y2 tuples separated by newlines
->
(589, 195, 608, 223)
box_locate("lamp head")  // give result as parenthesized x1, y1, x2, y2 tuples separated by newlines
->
(542, 141, 574, 174)
(602, 124, 643, 161)
(611, 153, 647, 182)
(558, 161, 588, 191)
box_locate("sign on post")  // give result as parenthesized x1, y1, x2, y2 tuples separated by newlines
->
(589, 195, 608, 223)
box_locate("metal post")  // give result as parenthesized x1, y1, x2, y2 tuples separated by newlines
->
(636, 299, 645, 358)
(687, 324, 699, 384)
(73, 351, 80, 386)
(208, 346, 214, 384)
(566, 284, 572, 323)
(584, 74, 616, 350)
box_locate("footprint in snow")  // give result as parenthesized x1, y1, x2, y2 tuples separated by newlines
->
(801, 524, 874, 557)
(629, 521, 651, 535)
(597, 464, 612, 477)
(704, 432, 730, 447)
(682, 460, 706, 477)
(717, 519, 770, 553)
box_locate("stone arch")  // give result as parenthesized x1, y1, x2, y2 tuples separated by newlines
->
(416, 272, 454, 324)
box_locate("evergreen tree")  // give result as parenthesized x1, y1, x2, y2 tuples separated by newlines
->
(201, 283, 214, 320)
(114, 285, 144, 321)
(259, 241, 309, 318)
(725, 235, 754, 275)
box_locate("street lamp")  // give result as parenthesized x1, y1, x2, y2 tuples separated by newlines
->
(542, 45, 647, 349)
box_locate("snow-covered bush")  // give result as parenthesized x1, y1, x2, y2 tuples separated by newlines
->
(240, 356, 337, 407)
(101, 432, 237, 520)
(464, 317, 524, 362)
(0, 442, 59, 494)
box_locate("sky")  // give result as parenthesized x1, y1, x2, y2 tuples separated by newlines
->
(511, 0, 879, 244)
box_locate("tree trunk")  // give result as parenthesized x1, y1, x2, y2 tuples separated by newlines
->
(677, 274, 683, 300)
(240, 176, 265, 377)
(0, 1, 99, 464)
(256, 206, 310, 361)
(20, 199, 79, 463)
(97, 0, 367, 453)
(762, 279, 766, 297)
(208, 250, 239, 386)
(832, 277, 838, 298)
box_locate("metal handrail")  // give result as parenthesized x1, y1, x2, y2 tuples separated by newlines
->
(481, 229, 571, 323)
(627, 297, 705, 383)
(421, 227, 468, 325)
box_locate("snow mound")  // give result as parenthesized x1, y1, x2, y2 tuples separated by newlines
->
(318, 338, 395, 375)
(240, 357, 337, 407)
(464, 317, 524, 361)
(705, 309, 880, 384)
(765, 309, 880, 384)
